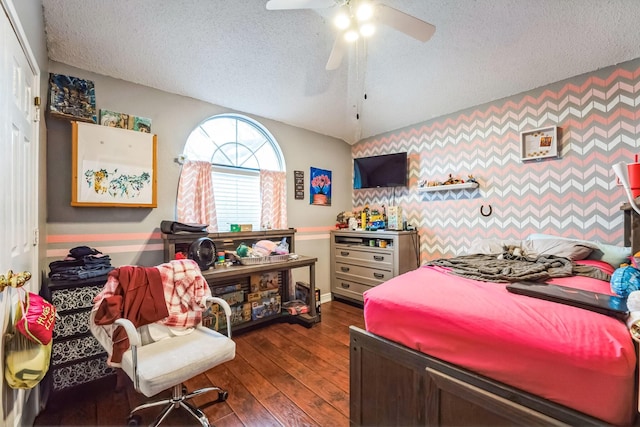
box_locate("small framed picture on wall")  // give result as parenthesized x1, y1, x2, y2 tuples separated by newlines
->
(294, 170, 304, 200)
(310, 167, 331, 206)
(49, 73, 97, 123)
(520, 126, 559, 161)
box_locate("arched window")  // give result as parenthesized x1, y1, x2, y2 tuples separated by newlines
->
(181, 114, 286, 231)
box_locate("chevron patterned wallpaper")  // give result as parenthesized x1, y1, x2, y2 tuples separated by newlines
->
(352, 58, 640, 262)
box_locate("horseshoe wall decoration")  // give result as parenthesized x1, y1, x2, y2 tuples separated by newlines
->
(480, 205, 492, 217)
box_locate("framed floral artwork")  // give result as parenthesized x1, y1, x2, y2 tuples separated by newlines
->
(71, 121, 157, 207)
(310, 167, 331, 206)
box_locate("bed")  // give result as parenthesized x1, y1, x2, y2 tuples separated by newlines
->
(349, 235, 638, 426)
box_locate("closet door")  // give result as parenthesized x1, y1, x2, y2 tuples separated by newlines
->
(0, 1, 41, 426)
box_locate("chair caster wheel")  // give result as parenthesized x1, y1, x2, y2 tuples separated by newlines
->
(217, 390, 229, 402)
(127, 414, 142, 426)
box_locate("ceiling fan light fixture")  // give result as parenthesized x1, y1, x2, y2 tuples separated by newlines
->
(359, 22, 375, 37)
(356, 2, 373, 21)
(344, 28, 359, 42)
(334, 10, 350, 30)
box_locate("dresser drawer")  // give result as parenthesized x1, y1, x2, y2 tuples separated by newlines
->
(332, 279, 373, 302)
(51, 354, 115, 392)
(334, 246, 392, 268)
(335, 262, 393, 284)
(50, 285, 103, 311)
(53, 310, 91, 339)
(52, 334, 105, 366)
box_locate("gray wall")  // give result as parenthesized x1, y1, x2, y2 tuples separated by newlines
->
(11, 1, 46, 63)
(45, 62, 352, 297)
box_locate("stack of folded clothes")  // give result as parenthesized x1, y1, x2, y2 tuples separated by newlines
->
(49, 246, 114, 281)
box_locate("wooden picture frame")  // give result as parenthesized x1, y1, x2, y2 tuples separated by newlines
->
(520, 126, 559, 161)
(71, 121, 157, 207)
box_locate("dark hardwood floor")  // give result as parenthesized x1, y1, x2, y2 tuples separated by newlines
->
(34, 300, 365, 426)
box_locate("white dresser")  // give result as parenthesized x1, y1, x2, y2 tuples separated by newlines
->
(330, 229, 419, 303)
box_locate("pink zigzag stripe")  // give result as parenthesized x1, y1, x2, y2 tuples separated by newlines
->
(352, 63, 638, 252)
(356, 108, 640, 151)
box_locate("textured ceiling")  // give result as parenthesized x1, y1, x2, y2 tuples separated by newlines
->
(41, 0, 640, 144)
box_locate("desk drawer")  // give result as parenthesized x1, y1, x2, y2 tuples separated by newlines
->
(334, 247, 392, 267)
(335, 262, 392, 284)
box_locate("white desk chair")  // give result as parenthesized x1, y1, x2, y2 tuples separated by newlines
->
(96, 296, 235, 427)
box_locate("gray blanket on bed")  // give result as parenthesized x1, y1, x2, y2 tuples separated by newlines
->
(424, 253, 611, 283)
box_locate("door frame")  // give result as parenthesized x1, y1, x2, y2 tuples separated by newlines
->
(1, 0, 41, 275)
(0, 2, 42, 426)
(1, 0, 41, 77)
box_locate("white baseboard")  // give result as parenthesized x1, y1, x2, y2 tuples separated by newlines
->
(319, 292, 332, 305)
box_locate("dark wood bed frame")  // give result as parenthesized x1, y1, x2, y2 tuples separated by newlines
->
(350, 325, 634, 426)
(350, 209, 640, 426)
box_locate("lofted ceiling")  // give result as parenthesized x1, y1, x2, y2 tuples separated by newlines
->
(41, 0, 640, 144)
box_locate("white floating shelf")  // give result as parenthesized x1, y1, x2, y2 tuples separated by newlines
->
(417, 182, 479, 192)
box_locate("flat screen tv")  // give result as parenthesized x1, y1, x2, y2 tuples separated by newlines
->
(353, 152, 407, 189)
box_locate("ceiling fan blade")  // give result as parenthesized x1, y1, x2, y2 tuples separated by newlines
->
(376, 4, 436, 42)
(266, 0, 337, 10)
(326, 34, 347, 70)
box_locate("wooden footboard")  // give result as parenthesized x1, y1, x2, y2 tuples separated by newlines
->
(349, 326, 610, 426)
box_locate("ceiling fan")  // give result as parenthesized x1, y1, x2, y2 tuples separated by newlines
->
(265, 0, 436, 70)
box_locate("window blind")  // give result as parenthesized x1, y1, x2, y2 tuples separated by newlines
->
(212, 166, 261, 232)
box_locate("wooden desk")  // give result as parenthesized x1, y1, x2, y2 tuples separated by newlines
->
(202, 255, 319, 329)
(162, 230, 318, 330)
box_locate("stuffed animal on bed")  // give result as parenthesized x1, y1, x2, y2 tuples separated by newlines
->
(610, 265, 640, 298)
(496, 244, 524, 260)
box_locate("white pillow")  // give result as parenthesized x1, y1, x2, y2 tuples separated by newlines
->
(522, 238, 596, 261)
(526, 233, 630, 267)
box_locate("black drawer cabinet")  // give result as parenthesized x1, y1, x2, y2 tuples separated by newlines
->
(40, 275, 115, 395)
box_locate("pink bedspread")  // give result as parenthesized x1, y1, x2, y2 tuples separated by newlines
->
(363, 261, 636, 425)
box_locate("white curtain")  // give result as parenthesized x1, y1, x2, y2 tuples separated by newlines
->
(260, 170, 287, 229)
(176, 161, 217, 232)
